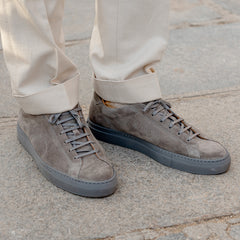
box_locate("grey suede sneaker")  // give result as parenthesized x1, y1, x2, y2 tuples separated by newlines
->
(17, 105, 117, 197)
(88, 93, 231, 175)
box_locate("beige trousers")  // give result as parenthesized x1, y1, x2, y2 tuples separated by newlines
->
(0, 0, 169, 115)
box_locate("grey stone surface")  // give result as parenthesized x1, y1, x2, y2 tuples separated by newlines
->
(183, 223, 231, 240)
(63, 0, 95, 42)
(213, 0, 240, 16)
(0, 54, 18, 117)
(111, 215, 240, 240)
(229, 224, 240, 240)
(158, 22, 240, 97)
(170, 0, 221, 26)
(115, 230, 159, 240)
(227, 217, 240, 224)
(157, 233, 187, 240)
(0, 92, 240, 240)
(113, 229, 172, 240)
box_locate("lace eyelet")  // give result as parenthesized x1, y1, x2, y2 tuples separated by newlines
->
(178, 132, 181, 135)
(187, 139, 190, 142)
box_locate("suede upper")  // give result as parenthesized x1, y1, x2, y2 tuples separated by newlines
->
(18, 107, 114, 182)
(89, 93, 227, 160)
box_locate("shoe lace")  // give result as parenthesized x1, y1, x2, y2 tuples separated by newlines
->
(48, 107, 97, 159)
(143, 99, 200, 141)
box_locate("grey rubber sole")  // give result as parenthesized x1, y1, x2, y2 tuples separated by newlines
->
(88, 119, 231, 175)
(17, 124, 117, 197)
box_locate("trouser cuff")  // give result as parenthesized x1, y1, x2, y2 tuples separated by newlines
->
(93, 72, 162, 103)
(15, 74, 79, 115)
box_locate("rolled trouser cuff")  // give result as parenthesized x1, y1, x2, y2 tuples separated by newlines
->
(93, 73, 162, 103)
(15, 74, 79, 115)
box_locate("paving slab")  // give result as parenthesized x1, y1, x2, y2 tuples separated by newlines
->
(170, 0, 221, 27)
(0, 91, 240, 240)
(157, 233, 188, 240)
(158, 22, 240, 97)
(213, 0, 240, 16)
(0, 55, 18, 117)
(63, 0, 95, 42)
(115, 229, 161, 240)
(183, 223, 230, 240)
(110, 214, 240, 240)
(229, 224, 240, 239)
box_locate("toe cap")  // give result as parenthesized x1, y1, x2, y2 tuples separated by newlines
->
(78, 155, 114, 182)
(197, 140, 228, 160)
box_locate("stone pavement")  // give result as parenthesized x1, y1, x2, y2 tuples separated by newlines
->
(0, 1, 240, 240)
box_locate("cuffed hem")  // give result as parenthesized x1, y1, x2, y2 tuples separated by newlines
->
(93, 72, 162, 103)
(15, 74, 79, 115)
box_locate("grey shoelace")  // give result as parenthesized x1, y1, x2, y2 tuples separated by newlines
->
(143, 99, 200, 141)
(48, 107, 97, 159)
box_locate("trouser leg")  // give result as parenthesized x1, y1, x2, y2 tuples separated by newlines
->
(90, 0, 169, 103)
(0, 0, 79, 114)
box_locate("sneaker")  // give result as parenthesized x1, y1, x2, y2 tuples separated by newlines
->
(17, 105, 117, 197)
(88, 93, 230, 175)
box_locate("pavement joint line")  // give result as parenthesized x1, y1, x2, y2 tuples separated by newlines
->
(98, 213, 240, 240)
(171, 18, 240, 30)
(0, 117, 17, 128)
(166, 87, 240, 102)
(0, 116, 17, 120)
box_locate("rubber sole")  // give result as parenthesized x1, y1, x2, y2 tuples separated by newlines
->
(17, 124, 117, 197)
(88, 119, 231, 175)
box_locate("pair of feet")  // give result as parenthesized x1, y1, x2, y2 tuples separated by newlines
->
(17, 93, 231, 197)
